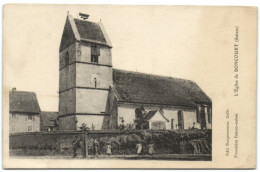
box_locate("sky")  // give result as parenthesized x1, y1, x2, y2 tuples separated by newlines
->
(3, 5, 256, 111)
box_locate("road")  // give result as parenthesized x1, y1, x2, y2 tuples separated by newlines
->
(10, 154, 211, 161)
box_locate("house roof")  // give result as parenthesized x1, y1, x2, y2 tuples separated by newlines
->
(112, 69, 211, 107)
(146, 110, 169, 122)
(40, 111, 58, 127)
(9, 90, 41, 114)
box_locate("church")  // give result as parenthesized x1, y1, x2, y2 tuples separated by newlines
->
(58, 13, 212, 131)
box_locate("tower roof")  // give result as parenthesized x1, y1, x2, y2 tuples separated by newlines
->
(59, 13, 112, 51)
(74, 19, 107, 43)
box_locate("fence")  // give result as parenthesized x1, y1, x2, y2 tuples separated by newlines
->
(10, 129, 211, 157)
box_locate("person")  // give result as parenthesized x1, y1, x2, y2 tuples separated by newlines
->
(93, 139, 100, 158)
(191, 122, 196, 130)
(148, 142, 155, 155)
(72, 137, 83, 158)
(136, 143, 142, 155)
(106, 142, 112, 155)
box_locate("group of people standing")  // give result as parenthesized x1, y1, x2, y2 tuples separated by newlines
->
(136, 142, 155, 155)
(73, 138, 155, 158)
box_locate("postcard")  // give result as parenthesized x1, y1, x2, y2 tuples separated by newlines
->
(3, 4, 257, 169)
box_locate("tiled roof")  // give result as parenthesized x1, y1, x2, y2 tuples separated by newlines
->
(112, 69, 211, 107)
(9, 90, 41, 114)
(40, 111, 58, 127)
(74, 19, 106, 43)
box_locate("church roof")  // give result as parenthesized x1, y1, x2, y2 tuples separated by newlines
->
(9, 89, 41, 114)
(112, 69, 211, 107)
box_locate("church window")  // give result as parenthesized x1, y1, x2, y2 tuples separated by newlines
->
(91, 45, 100, 63)
(207, 107, 212, 123)
(177, 110, 184, 130)
(196, 105, 201, 123)
(65, 52, 69, 66)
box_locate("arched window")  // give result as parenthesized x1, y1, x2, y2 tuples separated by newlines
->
(171, 118, 174, 130)
(65, 52, 69, 66)
(177, 110, 184, 130)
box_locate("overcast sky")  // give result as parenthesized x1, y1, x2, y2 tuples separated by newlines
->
(4, 5, 255, 111)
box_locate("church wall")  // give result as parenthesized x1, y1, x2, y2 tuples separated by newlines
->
(75, 63, 112, 89)
(108, 87, 118, 129)
(59, 64, 76, 92)
(75, 89, 109, 114)
(77, 44, 112, 66)
(59, 43, 77, 69)
(58, 115, 76, 130)
(117, 103, 202, 130)
(59, 88, 76, 115)
(76, 115, 108, 130)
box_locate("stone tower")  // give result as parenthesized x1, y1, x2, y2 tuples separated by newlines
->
(58, 13, 112, 130)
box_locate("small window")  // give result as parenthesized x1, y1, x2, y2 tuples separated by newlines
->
(91, 45, 100, 63)
(11, 114, 16, 120)
(65, 52, 69, 66)
(94, 77, 97, 88)
(11, 125, 15, 132)
(27, 124, 33, 132)
(28, 115, 33, 121)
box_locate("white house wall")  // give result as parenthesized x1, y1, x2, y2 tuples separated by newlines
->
(9, 113, 40, 133)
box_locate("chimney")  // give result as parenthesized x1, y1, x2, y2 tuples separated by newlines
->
(79, 13, 89, 20)
(12, 87, 16, 92)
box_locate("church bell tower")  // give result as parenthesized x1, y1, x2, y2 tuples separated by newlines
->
(58, 12, 112, 130)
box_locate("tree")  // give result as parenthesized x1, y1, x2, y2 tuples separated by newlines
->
(134, 106, 149, 130)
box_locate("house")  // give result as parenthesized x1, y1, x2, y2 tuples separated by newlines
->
(40, 111, 59, 131)
(9, 88, 41, 133)
(58, 13, 212, 131)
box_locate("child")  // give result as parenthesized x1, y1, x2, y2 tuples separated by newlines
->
(148, 142, 155, 155)
(136, 143, 142, 155)
(106, 142, 112, 155)
(93, 139, 99, 158)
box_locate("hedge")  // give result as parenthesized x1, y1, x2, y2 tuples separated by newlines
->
(10, 129, 211, 157)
